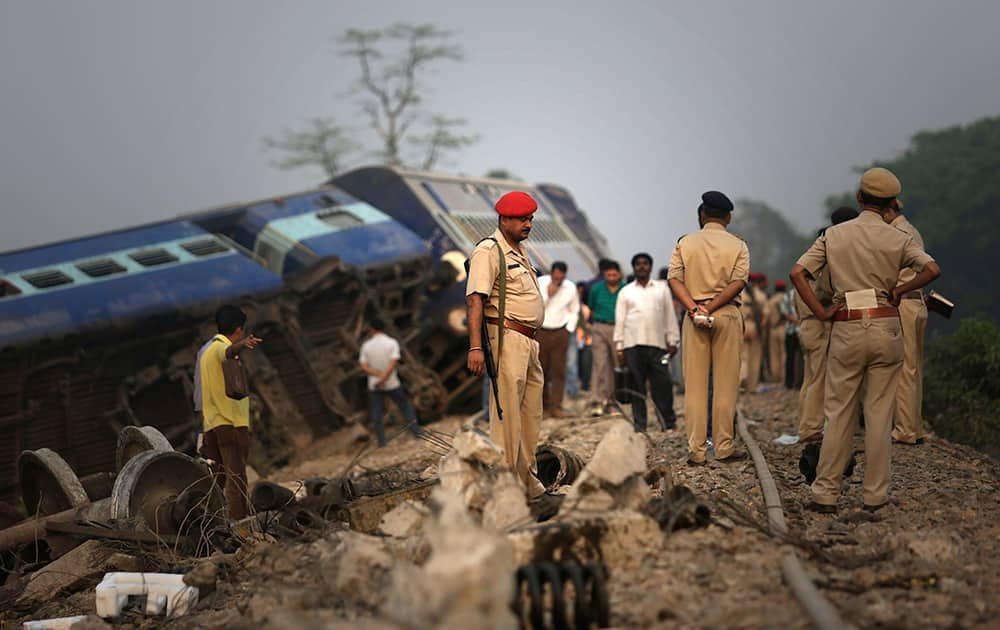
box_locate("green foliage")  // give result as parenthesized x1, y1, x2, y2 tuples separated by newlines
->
(923, 315, 1000, 454)
(825, 115, 1000, 329)
(729, 199, 812, 286)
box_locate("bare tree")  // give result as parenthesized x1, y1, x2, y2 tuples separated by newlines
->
(262, 117, 359, 180)
(340, 23, 467, 168)
(410, 116, 479, 171)
(264, 23, 477, 177)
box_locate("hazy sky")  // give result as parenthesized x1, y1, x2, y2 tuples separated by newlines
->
(3, 0, 1000, 270)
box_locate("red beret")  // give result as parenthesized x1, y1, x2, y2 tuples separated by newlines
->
(495, 191, 537, 217)
(775, 280, 787, 290)
(748, 271, 764, 282)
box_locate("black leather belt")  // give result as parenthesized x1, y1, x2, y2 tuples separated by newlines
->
(592, 319, 614, 324)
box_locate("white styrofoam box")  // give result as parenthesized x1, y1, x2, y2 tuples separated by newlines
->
(95, 572, 199, 618)
(23, 616, 88, 630)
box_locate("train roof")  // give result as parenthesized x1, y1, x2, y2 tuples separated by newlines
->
(334, 166, 603, 280)
(0, 221, 282, 351)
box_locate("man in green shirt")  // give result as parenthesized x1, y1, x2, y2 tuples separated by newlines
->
(587, 260, 622, 415)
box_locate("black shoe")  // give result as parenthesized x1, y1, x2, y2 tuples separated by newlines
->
(862, 502, 888, 513)
(717, 450, 749, 463)
(528, 491, 564, 522)
(804, 500, 837, 514)
(686, 456, 706, 467)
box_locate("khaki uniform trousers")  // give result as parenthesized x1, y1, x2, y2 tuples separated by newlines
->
(797, 318, 831, 439)
(682, 304, 742, 462)
(768, 327, 786, 383)
(590, 322, 616, 404)
(892, 299, 928, 443)
(487, 323, 546, 498)
(742, 337, 763, 391)
(812, 317, 903, 507)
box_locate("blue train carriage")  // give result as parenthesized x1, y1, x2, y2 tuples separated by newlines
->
(334, 166, 605, 410)
(0, 221, 284, 501)
(184, 186, 448, 430)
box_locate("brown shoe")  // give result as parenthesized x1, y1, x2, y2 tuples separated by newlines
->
(717, 450, 749, 463)
(686, 456, 706, 467)
(804, 500, 837, 514)
(550, 408, 567, 418)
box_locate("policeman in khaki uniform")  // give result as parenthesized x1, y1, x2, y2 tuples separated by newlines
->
(466, 191, 547, 499)
(766, 280, 786, 383)
(795, 207, 858, 441)
(669, 191, 750, 465)
(740, 273, 771, 392)
(791, 168, 941, 512)
(882, 203, 930, 445)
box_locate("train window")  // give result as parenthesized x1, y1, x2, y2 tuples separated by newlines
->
(314, 194, 337, 209)
(0, 277, 23, 298)
(422, 181, 494, 214)
(129, 248, 179, 267)
(21, 269, 73, 289)
(180, 238, 229, 257)
(76, 258, 127, 277)
(317, 209, 363, 230)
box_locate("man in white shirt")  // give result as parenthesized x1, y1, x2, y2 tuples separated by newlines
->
(359, 319, 420, 446)
(536, 261, 580, 418)
(614, 253, 681, 432)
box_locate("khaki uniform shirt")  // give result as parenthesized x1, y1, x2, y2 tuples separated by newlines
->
(766, 292, 783, 328)
(796, 211, 934, 307)
(466, 228, 545, 329)
(668, 223, 750, 301)
(739, 287, 770, 338)
(890, 215, 925, 286)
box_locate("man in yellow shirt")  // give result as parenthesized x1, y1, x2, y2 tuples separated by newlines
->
(200, 305, 261, 520)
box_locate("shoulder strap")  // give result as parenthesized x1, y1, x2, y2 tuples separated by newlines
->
(477, 237, 507, 366)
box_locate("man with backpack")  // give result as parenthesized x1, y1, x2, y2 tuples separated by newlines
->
(200, 305, 262, 520)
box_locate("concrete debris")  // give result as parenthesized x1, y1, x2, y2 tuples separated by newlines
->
(384, 488, 517, 630)
(580, 420, 647, 485)
(481, 472, 531, 532)
(559, 420, 650, 516)
(321, 531, 395, 609)
(95, 572, 199, 618)
(16, 540, 141, 607)
(451, 427, 503, 466)
(66, 616, 112, 630)
(438, 452, 489, 514)
(22, 616, 90, 630)
(379, 500, 430, 538)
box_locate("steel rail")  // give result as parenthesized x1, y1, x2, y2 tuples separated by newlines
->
(736, 410, 849, 630)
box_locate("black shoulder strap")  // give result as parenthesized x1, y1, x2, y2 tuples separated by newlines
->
(475, 237, 507, 365)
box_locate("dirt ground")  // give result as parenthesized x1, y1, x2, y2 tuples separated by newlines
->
(4, 387, 999, 629)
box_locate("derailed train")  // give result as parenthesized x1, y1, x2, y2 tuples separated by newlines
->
(0, 167, 610, 503)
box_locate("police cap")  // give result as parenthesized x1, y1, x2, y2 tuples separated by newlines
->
(495, 191, 537, 217)
(701, 190, 734, 213)
(859, 167, 902, 201)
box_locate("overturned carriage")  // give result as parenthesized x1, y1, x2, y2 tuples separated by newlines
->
(0, 186, 440, 504)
